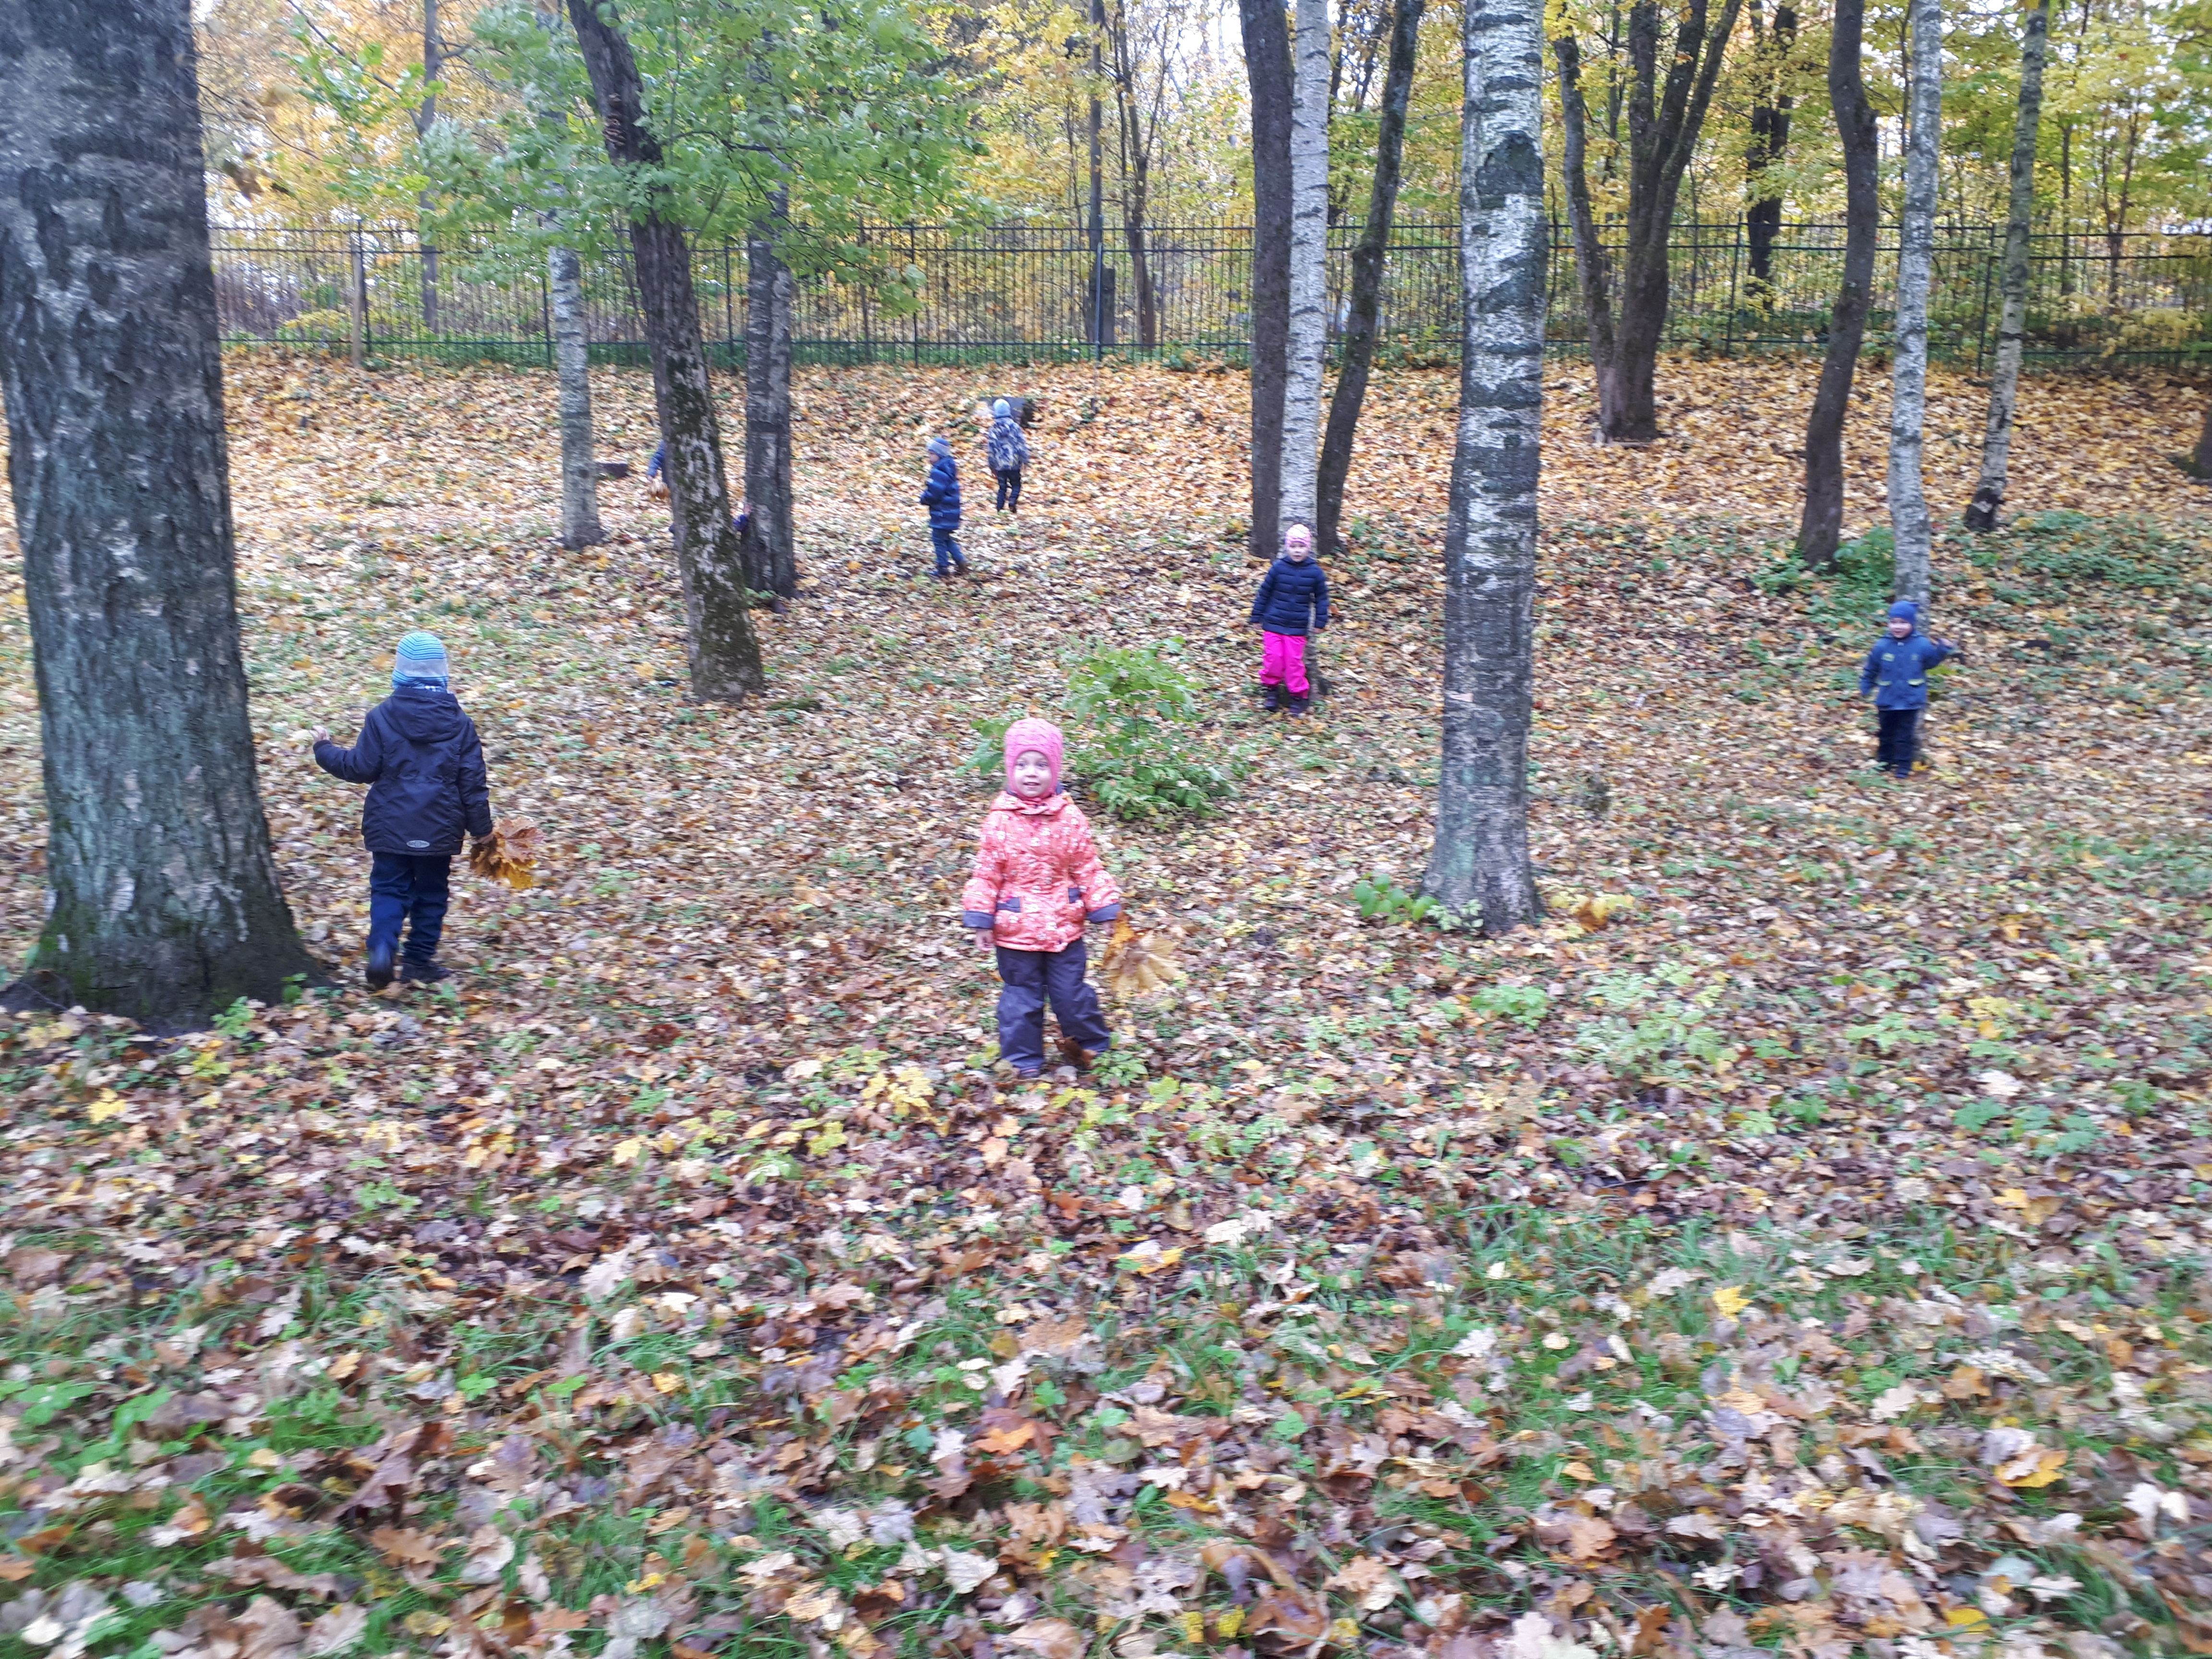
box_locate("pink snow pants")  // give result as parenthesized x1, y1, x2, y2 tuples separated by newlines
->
(1260, 631, 1308, 696)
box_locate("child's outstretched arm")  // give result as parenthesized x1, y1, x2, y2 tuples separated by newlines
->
(1067, 814, 1121, 923)
(458, 717, 494, 842)
(961, 821, 1010, 946)
(313, 717, 385, 784)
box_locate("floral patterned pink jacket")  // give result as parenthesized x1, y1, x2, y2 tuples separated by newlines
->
(960, 790, 1122, 953)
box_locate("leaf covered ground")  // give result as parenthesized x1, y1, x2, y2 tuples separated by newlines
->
(0, 354, 2209, 1659)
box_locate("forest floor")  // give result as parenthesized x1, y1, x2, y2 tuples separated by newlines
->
(0, 353, 2209, 1659)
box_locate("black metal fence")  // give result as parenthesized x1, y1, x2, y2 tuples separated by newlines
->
(212, 220, 2212, 371)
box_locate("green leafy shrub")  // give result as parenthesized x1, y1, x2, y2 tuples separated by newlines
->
(1466, 982, 1551, 1028)
(1351, 872, 1438, 925)
(1065, 644, 1243, 821)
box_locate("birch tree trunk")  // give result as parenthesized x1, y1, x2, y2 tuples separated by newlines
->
(567, 0, 763, 699)
(1238, 0, 1294, 563)
(1963, 0, 2048, 532)
(1795, 0, 1878, 569)
(0, 0, 316, 1025)
(1422, 0, 1545, 934)
(549, 243, 605, 549)
(1317, 0, 1426, 558)
(742, 215, 797, 600)
(1280, 0, 1332, 532)
(1887, 0, 1943, 605)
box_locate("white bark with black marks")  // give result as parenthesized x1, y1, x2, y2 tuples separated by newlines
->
(742, 215, 796, 600)
(1281, 0, 1331, 532)
(1888, 0, 1943, 605)
(1422, 0, 1545, 934)
(566, 0, 763, 699)
(1965, 0, 2048, 532)
(0, 0, 316, 1025)
(549, 243, 605, 549)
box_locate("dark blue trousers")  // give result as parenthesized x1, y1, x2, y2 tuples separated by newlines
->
(1876, 708, 1923, 778)
(995, 939, 1111, 1073)
(368, 852, 452, 965)
(931, 525, 964, 575)
(994, 469, 1022, 511)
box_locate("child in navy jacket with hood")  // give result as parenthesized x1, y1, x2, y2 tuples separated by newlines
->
(920, 435, 966, 578)
(310, 632, 496, 989)
(1860, 601, 1956, 779)
(1249, 522, 1330, 713)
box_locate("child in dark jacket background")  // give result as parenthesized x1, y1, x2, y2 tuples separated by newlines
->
(985, 399, 1030, 513)
(310, 632, 495, 989)
(920, 436, 966, 578)
(1860, 600, 1957, 780)
(1249, 522, 1330, 713)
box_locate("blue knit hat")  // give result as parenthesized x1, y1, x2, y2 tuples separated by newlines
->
(993, 399, 1012, 419)
(1888, 601, 1919, 624)
(393, 630, 450, 689)
(927, 435, 953, 457)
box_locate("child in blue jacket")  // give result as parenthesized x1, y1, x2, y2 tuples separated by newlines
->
(1249, 522, 1330, 713)
(1859, 601, 1957, 779)
(920, 435, 966, 578)
(310, 632, 496, 989)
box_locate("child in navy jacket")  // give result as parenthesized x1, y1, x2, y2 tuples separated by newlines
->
(920, 436, 966, 578)
(1249, 522, 1330, 713)
(1860, 601, 1956, 779)
(310, 632, 495, 989)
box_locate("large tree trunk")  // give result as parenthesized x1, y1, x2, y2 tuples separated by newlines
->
(0, 0, 316, 1026)
(2193, 397, 2212, 479)
(1280, 0, 1331, 532)
(742, 214, 797, 600)
(1888, 0, 1943, 606)
(1422, 0, 1545, 934)
(1744, 0, 1796, 291)
(1553, 0, 1741, 444)
(1238, 0, 1294, 563)
(1795, 0, 1878, 570)
(549, 243, 605, 549)
(567, 0, 763, 698)
(1964, 0, 2048, 531)
(1317, 0, 1425, 558)
(1553, 37, 1620, 405)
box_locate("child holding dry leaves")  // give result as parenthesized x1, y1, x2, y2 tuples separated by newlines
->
(310, 631, 496, 990)
(962, 719, 1120, 1079)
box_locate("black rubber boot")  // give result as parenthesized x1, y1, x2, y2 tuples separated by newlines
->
(398, 960, 453, 985)
(365, 940, 396, 991)
(1262, 685, 1283, 712)
(1288, 692, 1310, 716)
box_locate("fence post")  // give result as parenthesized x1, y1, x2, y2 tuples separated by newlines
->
(1974, 223, 1996, 373)
(1723, 217, 1742, 354)
(348, 231, 366, 371)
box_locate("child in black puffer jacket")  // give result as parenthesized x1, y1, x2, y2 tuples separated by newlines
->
(310, 632, 496, 990)
(1249, 522, 1330, 713)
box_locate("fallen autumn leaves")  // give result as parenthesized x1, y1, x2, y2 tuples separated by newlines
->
(0, 352, 2206, 1659)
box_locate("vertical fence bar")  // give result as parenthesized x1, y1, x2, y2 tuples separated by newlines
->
(1723, 216, 1742, 354)
(348, 231, 365, 370)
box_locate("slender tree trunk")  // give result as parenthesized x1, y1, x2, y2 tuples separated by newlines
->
(1553, 36, 1621, 402)
(418, 0, 442, 337)
(548, 243, 605, 549)
(1281, 0, 1331, 531)
(1963, 0, 2047, 530)
(1888, 0, 1942, 606)
(1317, 0, 1425, 558)
(1744, 0, 1795, 290)
(742, 212, 797, 600)
(1795, 0, 1878, 570)
(1089, 0, 1107, 349)
(1122, 168, 1158, 348)
(567, 0, 763, 699)
(2193, 397, 2212, 479)
(0, 0, 316, 1026)
(1553, 0, 1741, 443)
(1239, 0, 1294, 563)
(1422, 0, 1545, 934)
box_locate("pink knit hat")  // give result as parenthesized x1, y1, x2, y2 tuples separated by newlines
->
(1002, 718, 1064, 793)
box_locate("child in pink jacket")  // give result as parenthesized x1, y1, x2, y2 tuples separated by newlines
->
(962, 719, 1121, 1079)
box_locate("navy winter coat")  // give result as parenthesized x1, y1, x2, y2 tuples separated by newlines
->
(986, 417, 1030, 475)
(920, 453, 962, 529)
(1859, 629, 1953, 710)
(314, 684, 494, 856)
(1250, 556, 1330, 637)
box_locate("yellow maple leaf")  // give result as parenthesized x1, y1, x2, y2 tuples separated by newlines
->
(652, 1372, 686, 1395)
(86, 1093, 127, 1124)
(611, 1138, 644, 1165)
(1099, 914, 1183, 1000)
(1711, 1285, 1751, 1318)
(1999, 1446, 2068, 1489)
